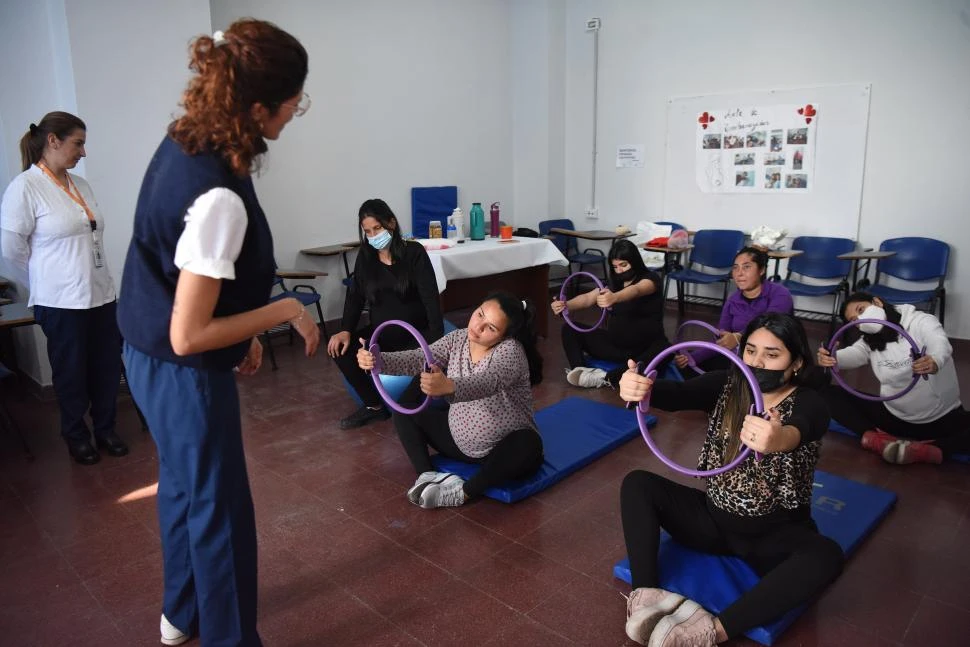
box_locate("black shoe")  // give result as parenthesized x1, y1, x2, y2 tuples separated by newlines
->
(67, 439, 101, 465)
(96, 432, 129, 457)
(339, 405, 391, 430)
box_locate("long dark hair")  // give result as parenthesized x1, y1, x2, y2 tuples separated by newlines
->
(19, 112, 86, 171)
(607, 239, 652, 291)
(169, 18, 308, 176)
(841, 292, 901, 352)
(486, 291, 543, 385)
(720, 313, 818, 461)
(355, 198, 410, 303)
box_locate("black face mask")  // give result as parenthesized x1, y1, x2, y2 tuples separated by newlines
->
(613, 268, 635, 282)
(751, 367, 788, 393)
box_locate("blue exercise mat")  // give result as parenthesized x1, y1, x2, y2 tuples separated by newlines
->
(828, 419, 970, 464)
(585, 356, 684, 382)
(613, 470, 896, 645)
(431, 396, 657, 503)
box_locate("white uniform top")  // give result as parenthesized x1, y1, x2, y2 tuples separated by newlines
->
(835, 304, 960, 423)
(1, 165, 115, 308)
(173, 187, 248, 280)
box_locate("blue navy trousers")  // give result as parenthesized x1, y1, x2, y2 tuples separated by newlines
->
(123, 343, 261, 647)
(33, 301, 121, 442)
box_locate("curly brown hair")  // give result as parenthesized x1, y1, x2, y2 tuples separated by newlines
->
(168, 18, 308, 177)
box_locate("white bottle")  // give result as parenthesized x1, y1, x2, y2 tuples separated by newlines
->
(450, 207, 464, 241)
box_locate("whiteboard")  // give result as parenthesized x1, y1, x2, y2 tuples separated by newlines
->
(663, 84, 871, 240)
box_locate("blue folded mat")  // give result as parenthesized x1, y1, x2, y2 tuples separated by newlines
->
(432, 396, 657, 503)
(828, 419, 970, 464)
(585, 356, 684, 382)
(613, 470, 897, 645)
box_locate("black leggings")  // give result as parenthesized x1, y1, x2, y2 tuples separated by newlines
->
(821, 384, 970, 456)
(561, 324, 670, 387)
(333, 326, 418, 408)
(392, 389, 543, 499)
(620, 470, 843, 639)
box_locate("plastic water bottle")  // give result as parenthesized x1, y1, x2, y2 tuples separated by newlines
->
(490, 202, 500, 238)
(446, 221, 457, 239)
(450, 207, 464, 241)
(469, 203, 485, 240)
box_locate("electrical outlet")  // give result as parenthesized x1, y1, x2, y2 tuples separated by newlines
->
(586, 17, 600, 31)
(585, 207, 599, 219)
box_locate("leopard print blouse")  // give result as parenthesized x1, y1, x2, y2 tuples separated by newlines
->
(700, 378, 823, 517)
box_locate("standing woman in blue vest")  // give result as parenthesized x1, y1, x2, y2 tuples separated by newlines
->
(117, 20, 317, 647)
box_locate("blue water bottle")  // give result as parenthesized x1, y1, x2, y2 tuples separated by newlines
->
(469, 202, 485, 241)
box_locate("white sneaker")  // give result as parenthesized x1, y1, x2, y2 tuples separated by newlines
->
(567, 367, 608, 388)
(419, 474, 466, 508)
(407, 471, 447, 505)
(160, 614, 189, 646)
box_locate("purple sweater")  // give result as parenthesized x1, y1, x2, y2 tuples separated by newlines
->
(688, 280, 794, 365)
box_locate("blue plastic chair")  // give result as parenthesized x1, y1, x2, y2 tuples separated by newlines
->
(264, 276, 328, 370)
(664, 229, 745, 315)
(411, 186, 457, 239)
(654, 220, 686, 232)
(867, 237, 949, 326)
(781, 236, 856, 334)
(539, 218, 608, 295)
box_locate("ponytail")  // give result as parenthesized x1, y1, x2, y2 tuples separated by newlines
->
(487, 291, 544, 385)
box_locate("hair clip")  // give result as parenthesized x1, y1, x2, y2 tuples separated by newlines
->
(521, 300, 527, 309)
(212, 30, 228, 46)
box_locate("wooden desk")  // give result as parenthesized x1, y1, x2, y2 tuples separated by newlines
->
(837, 250, 896, 291)
(548, 227, 634, 242)
(276, 268, 328, 280)
(300, 244, 358, 277)
(0, 302, 36, 377)
(643, 244, 694, 275)
(766, 249, 804, 282)
(0, 297, 11, 307)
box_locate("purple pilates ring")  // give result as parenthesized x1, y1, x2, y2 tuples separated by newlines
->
(559, 271, 609, 333)
(368, 319, 435, 415)
(827, 318, 926, 402)
(636, 341, 765, 477)
(674, 320, 725, 375)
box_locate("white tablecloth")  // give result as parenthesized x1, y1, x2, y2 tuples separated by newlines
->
(419, 237, 568, 293)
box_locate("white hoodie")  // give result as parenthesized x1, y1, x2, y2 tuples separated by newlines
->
(835, 304, 960, 423)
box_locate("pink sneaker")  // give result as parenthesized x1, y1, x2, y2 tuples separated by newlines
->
(624, 587, 685, 645)
(861, 429, 897, 455)
(883, 440, 943, 465)
(648, 599, 716, 647)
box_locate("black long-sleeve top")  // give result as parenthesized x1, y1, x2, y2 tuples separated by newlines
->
(651, 370, 828, 520)
(341, 241, 443, 350)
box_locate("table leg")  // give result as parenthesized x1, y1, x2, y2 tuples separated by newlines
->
(770, 257, 783, 282)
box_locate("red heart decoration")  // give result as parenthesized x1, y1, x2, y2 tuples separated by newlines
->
(698, 111, 715, 129)
(797, 104, 817, 124)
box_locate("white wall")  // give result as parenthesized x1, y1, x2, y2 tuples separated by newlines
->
(210, 0, 515, 320)
(0, 0, 80, 385)
(0, 0, 209, 386)
(556, 0, 969, 337)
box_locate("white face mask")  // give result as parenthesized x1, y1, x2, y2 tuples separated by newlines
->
(858, 304, 886, 334)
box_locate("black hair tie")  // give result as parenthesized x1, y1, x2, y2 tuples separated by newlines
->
(28, 123, 38, 134)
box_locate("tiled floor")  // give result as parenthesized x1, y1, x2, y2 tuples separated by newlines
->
(1, 305, 968, 646)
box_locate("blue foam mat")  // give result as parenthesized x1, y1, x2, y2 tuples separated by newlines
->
(828, 419, 970, 464)
(613, 471, 897, 645)
(432, 396, 656, 503)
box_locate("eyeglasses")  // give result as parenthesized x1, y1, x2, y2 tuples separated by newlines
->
(283, 92, 311, 117)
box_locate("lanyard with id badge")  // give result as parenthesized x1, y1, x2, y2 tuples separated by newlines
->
(38, 162, 105, 267)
